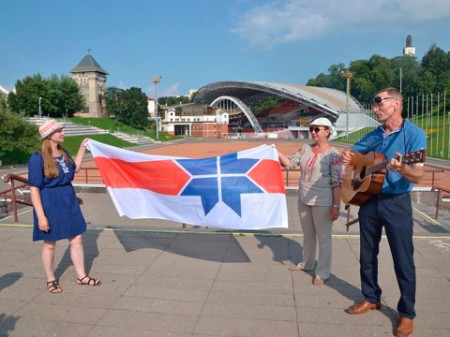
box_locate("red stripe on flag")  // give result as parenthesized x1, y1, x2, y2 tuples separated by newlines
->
(93, 157, 190, 195)
(248, 160, 285, 194)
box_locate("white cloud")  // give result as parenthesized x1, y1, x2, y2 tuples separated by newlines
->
(231, 0, 450, 47)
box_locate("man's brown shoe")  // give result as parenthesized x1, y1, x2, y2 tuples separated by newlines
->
(345, 299, 381, 314)
(395, 317, 414, 337)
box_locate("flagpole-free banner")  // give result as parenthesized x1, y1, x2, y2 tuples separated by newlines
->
(87, 140, 288, 230)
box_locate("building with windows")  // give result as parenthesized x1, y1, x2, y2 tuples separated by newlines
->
(70, 51, 108, 117)
(161, 103, 229, 138)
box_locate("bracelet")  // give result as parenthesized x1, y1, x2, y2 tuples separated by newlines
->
(332, 204, 340, 209)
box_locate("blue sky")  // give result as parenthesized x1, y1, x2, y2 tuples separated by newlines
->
(2, 0, 450, 98)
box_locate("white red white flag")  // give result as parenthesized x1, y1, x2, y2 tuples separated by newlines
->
(87, 140, 288, 230)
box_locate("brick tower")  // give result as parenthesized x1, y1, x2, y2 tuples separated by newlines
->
(70, 50, 108, 117)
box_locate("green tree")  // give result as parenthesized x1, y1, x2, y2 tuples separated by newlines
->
(306, 45, 450, 105)
(159, 95, 191, 106)
(52, 75, 85, 116)
(104, 87, 149, 129)
(421, 44, 450, 92)
(0, 103, 40, 164)
(390, 56, 422, 98)
(349, 59, 377, 103)
(121, 87, 149, 129)
(104, 87, 125, 119)
(366, 55, 396, 95)
(9, 74, 47, 116)
(8, 74, 84, 117)
(419, 71, 438, 94)
(306, 63, 347, 90)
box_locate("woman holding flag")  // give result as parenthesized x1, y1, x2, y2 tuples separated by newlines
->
(278, 117, 342, 285)
(28, 119, 101, 293)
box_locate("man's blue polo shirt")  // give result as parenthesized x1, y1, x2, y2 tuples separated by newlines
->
(351, 119, 426, 194)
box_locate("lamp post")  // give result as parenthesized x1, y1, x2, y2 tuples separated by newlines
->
(38, 97, 42, 118)
(152, 76, 162, 139)
(340, 70, 355, 142)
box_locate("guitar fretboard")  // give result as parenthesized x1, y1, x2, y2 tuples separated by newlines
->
(366, 160, 388, 175)
(365, 150, 425, 175)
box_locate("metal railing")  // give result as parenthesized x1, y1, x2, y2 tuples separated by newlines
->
(1, 173, 86, 223)
(73, 167, 105, 185)
(285, 167, 443, 190)
(433, 185, 450, 219)
(1, 174, 33, 223)
(0, 165, 446, 223)
(72, 166, 444, 190)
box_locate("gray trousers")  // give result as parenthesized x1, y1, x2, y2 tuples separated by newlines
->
(298, 201, 333, 280)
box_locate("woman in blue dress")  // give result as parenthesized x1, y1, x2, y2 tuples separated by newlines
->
(28, 119, 101, 293)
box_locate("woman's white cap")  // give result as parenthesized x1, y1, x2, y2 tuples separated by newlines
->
(310, 117, 333, 131)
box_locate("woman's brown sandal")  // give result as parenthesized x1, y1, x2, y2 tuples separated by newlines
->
(47, 279, 63, 293)
(77, 275, 101, 286)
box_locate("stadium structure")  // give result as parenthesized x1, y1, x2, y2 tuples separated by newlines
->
(193, 81, 378, 139)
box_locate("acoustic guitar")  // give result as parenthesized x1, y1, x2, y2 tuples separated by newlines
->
(342, 149, 426, 206)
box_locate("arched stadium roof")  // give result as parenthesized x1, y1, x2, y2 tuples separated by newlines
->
(193, 81, 362, 122)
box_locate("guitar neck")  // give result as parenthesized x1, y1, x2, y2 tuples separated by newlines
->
(366, 160, 388, 175)
(365, 149, 425, 175)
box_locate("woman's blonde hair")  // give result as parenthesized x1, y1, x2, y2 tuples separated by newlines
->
(39, 139, 74, 179)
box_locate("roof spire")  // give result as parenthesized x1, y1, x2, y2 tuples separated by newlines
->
(70, 51, 108, 75)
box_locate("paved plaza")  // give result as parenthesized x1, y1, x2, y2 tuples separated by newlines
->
(1, 140, 449, 337)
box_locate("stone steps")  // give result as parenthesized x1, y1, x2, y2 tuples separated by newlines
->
(27, 117, 155, 144)
(112, 131, 155, 145)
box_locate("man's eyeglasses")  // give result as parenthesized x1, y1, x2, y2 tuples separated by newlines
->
(373, 96, 394, 106)
(309, 127, 325, 133)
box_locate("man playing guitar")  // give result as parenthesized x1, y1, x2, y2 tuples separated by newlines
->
(341, 87, 426, 337)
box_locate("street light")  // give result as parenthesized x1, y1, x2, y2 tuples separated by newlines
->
(152, 76, 162, 139)
(38, 97, 42, 118)
(340, 70, 355, 142)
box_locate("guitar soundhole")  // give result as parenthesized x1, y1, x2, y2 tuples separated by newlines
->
(352, 180, 362, 191)
(351, 167, 366, 191)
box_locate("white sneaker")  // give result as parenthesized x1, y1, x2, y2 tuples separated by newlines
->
(289, 262, 312, 272)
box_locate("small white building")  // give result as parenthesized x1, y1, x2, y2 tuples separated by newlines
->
(161, 103, 229, 138)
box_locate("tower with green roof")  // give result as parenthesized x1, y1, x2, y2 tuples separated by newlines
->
(70, 50, 108, 117)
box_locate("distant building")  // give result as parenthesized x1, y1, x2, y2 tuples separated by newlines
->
(70, 51, 108, 117)
(403, 34, 416, 56)
(161, 103, 229, 138)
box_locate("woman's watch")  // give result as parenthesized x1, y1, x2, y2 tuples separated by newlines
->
(332, 204, 340, 209)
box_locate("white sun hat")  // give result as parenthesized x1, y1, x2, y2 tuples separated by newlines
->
(310, 117, 333, 131)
